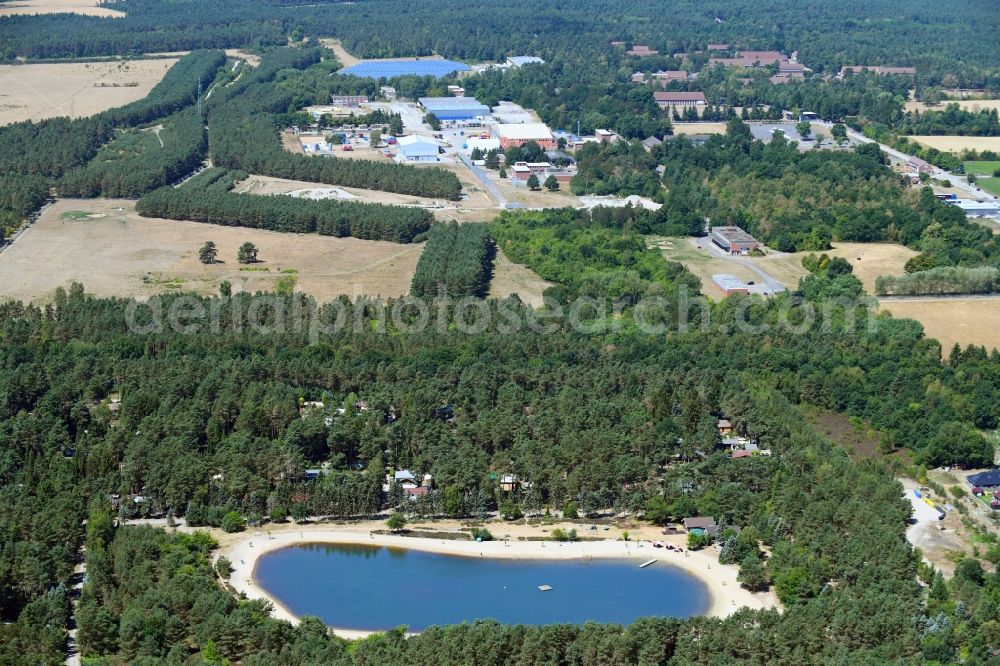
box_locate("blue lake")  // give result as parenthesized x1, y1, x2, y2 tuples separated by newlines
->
(254, 543, 710, 631)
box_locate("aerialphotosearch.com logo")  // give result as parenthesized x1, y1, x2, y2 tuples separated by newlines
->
(124, 287, 881, 342)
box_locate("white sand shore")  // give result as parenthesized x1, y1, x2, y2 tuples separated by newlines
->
(218, 522, 778, 638)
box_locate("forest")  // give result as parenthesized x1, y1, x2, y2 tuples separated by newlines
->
(0, 49, 225, 232)
(136, 168, 432, 243)
(647, 120, 999, 265)
(410, 222, 494, 298)
(0, 269, 997, 662)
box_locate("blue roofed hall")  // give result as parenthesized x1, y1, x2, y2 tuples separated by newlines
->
(339, 59, 471, 79)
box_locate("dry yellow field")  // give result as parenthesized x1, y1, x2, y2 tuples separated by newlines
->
(672, 122, 728, 135)
(904, 99, 1000, 113)
(908, 136, 1000, 153)
(0, 199, 423, 303)
(879, 298, 1000, 353)
(0, 0, 124, 17)
(488, 249, 552, 308)
(0, 58, 178, 125)
(319, 38, 360, 67)
(751, 242, 918, 293)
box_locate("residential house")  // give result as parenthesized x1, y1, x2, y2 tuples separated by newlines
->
(968, 470, 1000, 490)
(641, 136, 662, 152)
(682, 516, 719, 538)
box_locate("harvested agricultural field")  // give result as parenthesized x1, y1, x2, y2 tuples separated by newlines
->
(904, 99, 1000, 113)
(0, 199, 423, 303)
(0, 58, 178, 125)
(0, 0, 124, 17)
(908, 136, 1000, 153)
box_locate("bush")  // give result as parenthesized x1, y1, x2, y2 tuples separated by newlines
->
(386, 512, 407, 531)
(471, 527, 493, 541)
(215, 557, 233, 578)
(551, 528, 578, 542)
(220, 511, 245, 533)
(562, 501, 579, 519)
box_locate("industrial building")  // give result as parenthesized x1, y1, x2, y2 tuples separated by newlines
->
(396, 135, 441, 162)
(492, 123, 556, 149)
(951, 200, 1000, 218)
(712, 274, 750, 296)
(339, 59, 471, 79)
(710, 226, 759, 254)
(330, 95, 368, 107)
(506, 56, 545, 68)
(418, 96, 491, 121)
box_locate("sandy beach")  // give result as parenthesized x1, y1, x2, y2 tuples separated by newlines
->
(214, 519, 779, 638)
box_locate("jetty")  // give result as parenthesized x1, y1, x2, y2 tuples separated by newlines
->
(639, 559, 657, 568)
(538, 584, 553, 592)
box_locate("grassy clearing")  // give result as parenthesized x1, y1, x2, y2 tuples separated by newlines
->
(61, 211, 95, 219)
(965, 161, 1000, 176)
(978, 178, 1000, 197)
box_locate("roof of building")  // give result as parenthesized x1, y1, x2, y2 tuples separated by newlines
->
(968, 470, 1000, 487)
(652, 69, 689, 79)
(717, 418, 732, 428)
(340, 59, 470, 79)
(731, 450, 753, 458)
(683, 516, 717, 529)
(707, 43, 730, 50)
(841, 65, 916, 76)
(394, 469, 418, 481)
(641, 136, 663, 149)
(713, 274, 749, 291)
(712, 225, 757, 243)
(493, 122, 554, 140)
(418, 96, 490, 113)
(739, 50, 785, 63)
(654, 91, 706, 102)
(779, 61, 806, 72)
(508, 56, 545, 67)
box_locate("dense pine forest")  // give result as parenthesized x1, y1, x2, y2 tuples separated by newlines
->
(410, 222, 494, 297)
(136, 168, 433, 242)
(0, 268, 997, 662)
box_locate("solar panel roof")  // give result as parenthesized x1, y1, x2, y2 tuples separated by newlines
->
(339, 60, 471, 79)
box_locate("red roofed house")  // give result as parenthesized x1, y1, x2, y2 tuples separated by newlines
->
(627, 45, 658, 56)
(654, 91, 706, 110)
(739, 50, 785, 66)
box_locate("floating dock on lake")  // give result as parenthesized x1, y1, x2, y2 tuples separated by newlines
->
(538, 584, 553, 591)
(639, 559, 657, 568)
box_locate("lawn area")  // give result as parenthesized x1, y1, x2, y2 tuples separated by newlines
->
(964, 161, 1000, 176)
(978, 177, 1000, 197)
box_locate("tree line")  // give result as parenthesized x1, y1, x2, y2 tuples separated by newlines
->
(875, 266, 1000, 296)
(57, 107, 207, 198)
(136, 168, 433, 243)
(410, 222, 495, 298)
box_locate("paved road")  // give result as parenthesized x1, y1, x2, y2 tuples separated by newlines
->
(693, 238, 787, 293)
(841, 126, 999, 203)
(458, 153, 508, 208)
